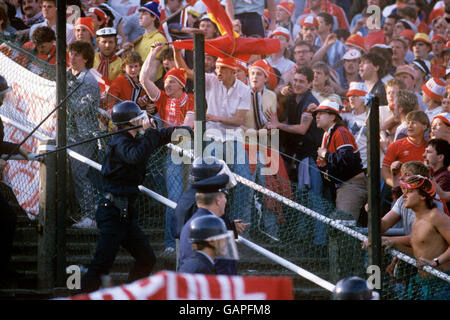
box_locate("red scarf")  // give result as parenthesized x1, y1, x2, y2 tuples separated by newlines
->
(97, 53, 118, 79)
(166, 92, 188, 126)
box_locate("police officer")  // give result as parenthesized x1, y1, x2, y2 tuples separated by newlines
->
(178, 215, 239, 275)
(0, 75, 28, 287)
(80, 100, 190, 293)
(176, 157, 249, 274)
(333, 276, 380, 300)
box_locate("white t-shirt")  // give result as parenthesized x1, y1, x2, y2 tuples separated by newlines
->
(267, 56, 296, 75)
(342, 111, 369, 169)
(205, 73, 251, 142)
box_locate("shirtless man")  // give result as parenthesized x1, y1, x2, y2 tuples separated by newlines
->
(398, 175, 450, 278)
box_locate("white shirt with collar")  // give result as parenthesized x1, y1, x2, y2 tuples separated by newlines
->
(205, 73, 251, 142)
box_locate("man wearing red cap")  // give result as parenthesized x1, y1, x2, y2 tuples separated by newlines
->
(313, 99, 366, 221)
(140, 42, 195, 255)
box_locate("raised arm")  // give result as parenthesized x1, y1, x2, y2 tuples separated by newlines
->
(140, 42, 165, 100)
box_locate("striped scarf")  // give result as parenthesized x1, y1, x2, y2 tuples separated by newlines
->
(97, 54, 118, 80)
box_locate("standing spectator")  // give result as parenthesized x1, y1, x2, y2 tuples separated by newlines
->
(106, 51, 148, 111)
(394, 64, 428, 112)
(20, 0, 43, 27)
(390, 38, 409, 68)
(336, 49, 362, 95)
(412, 33, 432, 61)
(275, 1, 296, 40)
(311, 61, 342, 105)
(140, 42, 195, 256)
(392, 89, 420, 141)
(93, 27, 122, 85)
(66, 40, 101, 228)
(384, 14, 400, 45)
(313, 12, 346, 69)
(74, 17, 96, 45)
(225, 0, 276, 38)
(281, 40, 314, 86)
(424, 138, 450, 208)
(126, 2, 167, 81)
(298, 15, 320, 48)
(430, 113, 450, 143)
(29, 0, 75, 45)
(300, 0, 350, 31)
(396, 175, 450, 300)
(268, 66, 326, 246)
(412, 58, 431, 92)
(382, 110, 429, 187)
(267, 27, 296, 75)
(313, 99, 366, 221)
(345, 33, 366, 54)
(342, 82, 369, 170)
(359, 52, 388, 106)
(421, 77, 445, 122)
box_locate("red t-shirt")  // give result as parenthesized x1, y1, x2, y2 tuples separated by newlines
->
(382, 137, 426, 168)
(154, 89, 194, 126)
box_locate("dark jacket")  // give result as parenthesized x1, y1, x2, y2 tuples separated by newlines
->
(178, 251, 216, 275)
(101, 126, 181, 196)
(281, 89, 323, 160)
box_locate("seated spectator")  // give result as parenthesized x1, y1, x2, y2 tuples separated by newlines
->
(421, 77, 445, 122)
(314, 99, 366, 221)
(382, 110, 429, 187)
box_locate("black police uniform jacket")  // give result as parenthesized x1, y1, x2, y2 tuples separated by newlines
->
(178, 251, 216, 275)
(101, 126, 180, 197)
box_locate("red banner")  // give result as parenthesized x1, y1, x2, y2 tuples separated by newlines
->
(69, 271, 293, 300)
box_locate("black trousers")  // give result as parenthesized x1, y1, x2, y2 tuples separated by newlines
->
(0, 193, 17, 279)
(81, 199, 156, 293)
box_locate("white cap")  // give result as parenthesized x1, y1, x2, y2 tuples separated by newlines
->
(343, 49, 361, 60)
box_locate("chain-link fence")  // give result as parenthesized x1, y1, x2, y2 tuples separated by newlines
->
(1, 35, 449, 299)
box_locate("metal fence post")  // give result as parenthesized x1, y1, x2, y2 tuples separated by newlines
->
(193, 33, 205, 158)
(37, 140, 57, 290)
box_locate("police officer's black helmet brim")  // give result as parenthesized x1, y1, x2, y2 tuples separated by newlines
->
(189, 215, 227, 243)
(0, 75, 11, 97)
(111, 100, 145, 125)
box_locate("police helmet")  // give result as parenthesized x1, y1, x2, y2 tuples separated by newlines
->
(0, 75, 11, 96)
(333, 276, 379, 300)
(189, 215, 227, 242)
(111, 100, 144, 125)
(191, 156, 224, 182)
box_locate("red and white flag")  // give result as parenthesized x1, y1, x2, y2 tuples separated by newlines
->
(67, 271, 293, 300)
